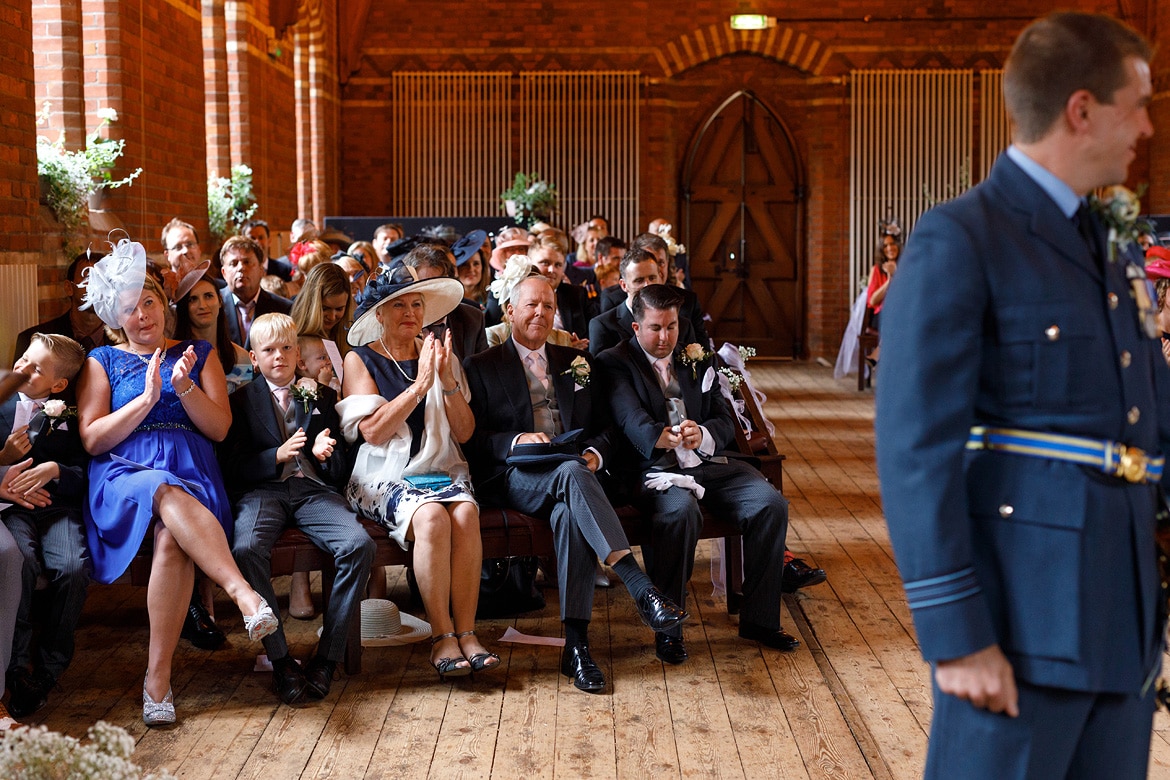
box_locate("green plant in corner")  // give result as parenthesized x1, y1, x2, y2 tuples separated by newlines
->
(208, 164, 259, 244)
(36, 104, 143, 256)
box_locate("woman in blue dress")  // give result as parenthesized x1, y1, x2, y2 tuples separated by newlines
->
(75, 241, 278, 726)
(338, 266, 498, 679)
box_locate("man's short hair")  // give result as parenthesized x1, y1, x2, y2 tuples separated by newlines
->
(67, 250, 102, 283)
(631, 232, 668, 259)
(30, 332, 86, 381)
(1004, 12, 1152, 143)
(375, 223, 405, 240)
(220, 235, 264, 265)
(507, 270, 552, 308)
(527, 242, 565, 265)
(250, 313, 298, 348)
(595, 236, 626, 259)
(534, 228, 569, 255)
(403, 244, 455, 278)
(619, 247, 658, 278)
(242, 219, 270, 238)
(161, 218, 199, 248)
(631, 284, 685, 323)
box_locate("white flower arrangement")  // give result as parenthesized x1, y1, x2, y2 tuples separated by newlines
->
(678, 342, 713, 378)
(0, 721, 175, 780)
(291, 377, 318, 413)
(562, 355, 591, 387)
(1090, 185, 1146, 263)
(654, 222, 686, 257)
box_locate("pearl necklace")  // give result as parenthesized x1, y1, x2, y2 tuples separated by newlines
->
(378, 336, 416, 384)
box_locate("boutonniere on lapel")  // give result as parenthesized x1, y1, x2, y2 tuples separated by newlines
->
(677, 343, 713, 379)
(561, 355, 591, 388)
(1090, 185, 1146, 264)
(27, 399, 76, 446)
(290, 378, 318, 414)
(1090, 185, 1160, 338)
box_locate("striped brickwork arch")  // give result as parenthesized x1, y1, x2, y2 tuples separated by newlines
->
(656, 24, 833, 78)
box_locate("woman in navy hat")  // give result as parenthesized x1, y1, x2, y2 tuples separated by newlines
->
(338, 266, 498, 679)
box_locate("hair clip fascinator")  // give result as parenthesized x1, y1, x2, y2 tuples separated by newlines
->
(79, 235, 149, 328)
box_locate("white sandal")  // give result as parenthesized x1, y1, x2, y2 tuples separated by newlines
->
(243, 592, 279, 641)
(142, 678, 176, 727)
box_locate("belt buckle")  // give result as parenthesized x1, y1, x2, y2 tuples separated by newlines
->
(1116, 444, 1149, 483)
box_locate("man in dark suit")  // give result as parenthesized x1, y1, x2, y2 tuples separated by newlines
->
(590, 249, 696, 356)
(219, 235, 293, 349)
(402, 244, 489, 361)
(1, 334, 91, 718)
(597, 285, 792, 665)
(875, 13, 1164, 778)
(224, 313, 374, 705)
(14, 253, 108, 363)
(463, 275, 687, 693)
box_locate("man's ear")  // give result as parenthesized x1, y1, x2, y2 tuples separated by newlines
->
(50, 376, 70, 395)
(1066, 89, 1094, 132)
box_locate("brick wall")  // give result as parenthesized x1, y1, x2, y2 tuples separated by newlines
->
(0, 0, 41, 265)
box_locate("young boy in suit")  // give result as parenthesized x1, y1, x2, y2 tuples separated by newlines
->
(224, 314, 374, 705)
(1, 333, 91, 717)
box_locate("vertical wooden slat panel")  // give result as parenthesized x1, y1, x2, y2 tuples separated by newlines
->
(848, 69, 974, 297)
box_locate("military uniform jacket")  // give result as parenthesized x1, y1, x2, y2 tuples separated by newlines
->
(874, 154, 1170, 693)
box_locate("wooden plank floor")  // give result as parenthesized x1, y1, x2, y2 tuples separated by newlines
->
(21, 362, 1170, 778)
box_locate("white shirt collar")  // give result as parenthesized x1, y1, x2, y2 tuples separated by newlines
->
(512, 338, 547, 365)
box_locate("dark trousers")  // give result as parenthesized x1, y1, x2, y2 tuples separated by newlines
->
(927, 677, 1155, 779)
(3, 505, 91, 680)
(637, 458, 787, 635)
(504, 460, 631, 622)
(231, 479, 375, 663)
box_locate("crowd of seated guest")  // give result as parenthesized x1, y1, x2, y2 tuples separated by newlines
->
(0, 213, 827, 728)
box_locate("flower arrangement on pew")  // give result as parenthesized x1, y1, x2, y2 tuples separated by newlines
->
(0, 721, 175, 779)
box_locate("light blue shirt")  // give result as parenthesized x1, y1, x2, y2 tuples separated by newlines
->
(1006, 145, 1082, 219)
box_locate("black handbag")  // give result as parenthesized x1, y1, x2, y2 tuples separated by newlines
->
(476, 508, 546, 618)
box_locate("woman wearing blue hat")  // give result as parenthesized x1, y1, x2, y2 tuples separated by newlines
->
(338, 265, 498, 679)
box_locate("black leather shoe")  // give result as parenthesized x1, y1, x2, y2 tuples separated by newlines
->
(634, 588, 689, 633)
(654, 633, 689, 665)
(560, 643, 605, 693)
(738, 621, 800, 651)
(303, 656, 337, 700)
(7, 667, 50, 718)
(181, 596, 226, 650)
(271, 656, 308, 705)
(781, 558, 827, 593)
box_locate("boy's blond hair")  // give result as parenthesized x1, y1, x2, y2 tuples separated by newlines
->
(249, 313, 298, 349)
(30, 332, 86, 382)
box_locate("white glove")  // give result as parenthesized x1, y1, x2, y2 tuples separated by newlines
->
(643, 471, 706, 499)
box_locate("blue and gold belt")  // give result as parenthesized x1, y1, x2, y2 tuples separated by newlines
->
(966, 426, 1164, 484)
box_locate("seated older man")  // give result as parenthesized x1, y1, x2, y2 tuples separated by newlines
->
(463, 274, 687, 693)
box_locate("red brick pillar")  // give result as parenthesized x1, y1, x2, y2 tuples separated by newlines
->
(203, 0, 231, 179)
(32, 0, 86, 150)
(0, 0, 42, 265)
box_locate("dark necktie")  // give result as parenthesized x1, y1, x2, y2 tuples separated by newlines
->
(1074, 203, 1101, 265)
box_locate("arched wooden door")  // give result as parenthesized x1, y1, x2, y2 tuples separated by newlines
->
(682, 91, 804, 358)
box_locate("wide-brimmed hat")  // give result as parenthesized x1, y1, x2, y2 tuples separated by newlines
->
(450, 230, 487, 267)
(347, 264, 464, 346)
(319, 599, 430, 647)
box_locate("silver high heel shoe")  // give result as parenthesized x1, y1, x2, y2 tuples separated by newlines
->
(243, 592, 279, 642)
(142, 678, 176, 727)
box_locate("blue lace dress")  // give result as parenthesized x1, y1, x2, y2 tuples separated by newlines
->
(84, 340, 232, 583)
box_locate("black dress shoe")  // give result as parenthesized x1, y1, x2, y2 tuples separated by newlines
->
(181, 597, 226, 650)
(634, 588, 689, 633)
(781, 558, 827, 593)
(738, 621, 800, 651)
(654, 633, 689, 665)
(271, 656, 308, 705)
(7, 667, 50, 718)
(303, 656, 337, 700)
(560, 643, 605, 693)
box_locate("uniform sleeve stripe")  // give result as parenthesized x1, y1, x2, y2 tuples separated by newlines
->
(904, 567, 981, 610)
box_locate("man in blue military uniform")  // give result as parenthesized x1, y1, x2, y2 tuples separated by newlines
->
(875, 12, 1169, 778)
